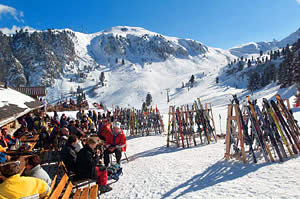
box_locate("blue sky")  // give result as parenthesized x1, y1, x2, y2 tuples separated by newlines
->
(0, 0, 299, 49)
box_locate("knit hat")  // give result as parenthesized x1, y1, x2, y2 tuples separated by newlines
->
(113, 122, 121, 129)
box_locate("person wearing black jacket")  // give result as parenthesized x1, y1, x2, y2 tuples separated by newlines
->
(76, 137, 99, 180)
(60, 135, 78, 173)
(76, 137, 112, 193)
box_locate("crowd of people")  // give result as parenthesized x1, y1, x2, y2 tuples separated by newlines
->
(0, 108, 127, 198)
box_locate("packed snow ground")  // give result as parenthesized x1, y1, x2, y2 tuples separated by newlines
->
(103, 133, 300, 199)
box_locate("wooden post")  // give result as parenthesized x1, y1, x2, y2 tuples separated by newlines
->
(225, 104, 233, 160)
(224, 104, 246, 163)
(235, 104, 246, 163)
(284, 98, 291, 111)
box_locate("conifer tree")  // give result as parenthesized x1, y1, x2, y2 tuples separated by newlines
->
(189, 75, 195, 87)
(248, 72, 260, 91)
(247, 59, 251, 67)
(146, 93, 152, 106)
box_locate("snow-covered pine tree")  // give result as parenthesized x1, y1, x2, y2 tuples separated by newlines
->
(99, 72, 105, 86)
(248, 72, 260, 91)
(247, 59, 251, 67)
(238, 61, 243, 71)
(146, 93, 152, 106)
(189, 75, 195, 87)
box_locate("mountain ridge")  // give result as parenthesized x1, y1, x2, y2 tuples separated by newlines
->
(230, 27, 300, 57)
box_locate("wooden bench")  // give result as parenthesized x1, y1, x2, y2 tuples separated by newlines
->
(49, 173, 73, 199)
(73, 184, 98, 199)
(54, 161, 99, 198)
(57, 161, 96, 188)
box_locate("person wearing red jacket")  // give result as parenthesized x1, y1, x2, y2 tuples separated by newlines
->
(104, 122, 126, 166)
(98, 120, 111, 141)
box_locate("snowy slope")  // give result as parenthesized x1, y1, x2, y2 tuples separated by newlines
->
(46, 26, 235, 108)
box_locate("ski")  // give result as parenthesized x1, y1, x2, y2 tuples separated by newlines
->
(232, 95, 257, 163)
(255, 104, 284, 162)
(263, 98, 294, 157)
(270, 100, 300, 153)
(176, 107, 185, 148)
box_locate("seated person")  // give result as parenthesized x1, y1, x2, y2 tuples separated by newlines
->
(68, 120, 80, 135)
(0, 129, 8, 149)
(98, 119, 111, 141)
(0, 152, 10, 163)
(18, 116, 28, 128)
(74, 134, 86, 153)
(76, 137, 99, 180)
(76, 137, 112, 193)
(13, 127, 28, 139)
(62, 101, 69, 108)
(24, 155, 52, 186)
(58, 128, 69, 148)
(25, 113, 34, 131)
(0, 162, 50, 198)
(1, 128, 16, 148)
(104, 122, 127, 167)
(60, 135, 78, 174)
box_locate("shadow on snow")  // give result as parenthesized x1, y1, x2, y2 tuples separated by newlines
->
(127, 142, 216, 162)
(161, 159, 272, 199)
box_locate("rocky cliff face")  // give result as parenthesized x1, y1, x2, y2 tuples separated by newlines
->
(0, 29, 75, 87)
(89, 26, 208, 65)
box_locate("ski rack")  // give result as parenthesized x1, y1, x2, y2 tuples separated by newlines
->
(167, 99, 217, 148)
(110, 107, 164, 136)
(225, 95, 300, 164)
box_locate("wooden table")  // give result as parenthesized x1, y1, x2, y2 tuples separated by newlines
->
(5, 141, 37, 156)
(20, 134, 40, 142)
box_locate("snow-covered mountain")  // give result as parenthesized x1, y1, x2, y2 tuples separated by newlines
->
(0, 26, 237, 108)
(230, 28, 300, 57)
(0, 25, 299, 112)
(89, 26, 209, 65)
(49, 26, 236, 108)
